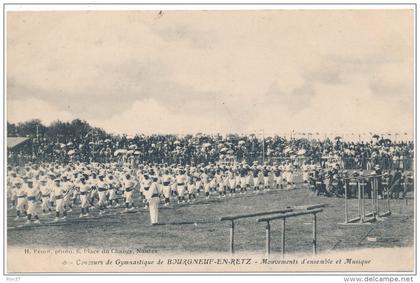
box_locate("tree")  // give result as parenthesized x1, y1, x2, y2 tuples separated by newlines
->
(7, 122, 18, 137)
(70, 119, 91, 140)
(8, 118, 113, 143)
(15, 119, 46, 139)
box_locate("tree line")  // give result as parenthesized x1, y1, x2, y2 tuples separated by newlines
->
(7, 119, 111, 142)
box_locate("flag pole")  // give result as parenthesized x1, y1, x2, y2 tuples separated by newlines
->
(262, 129, 265, 164)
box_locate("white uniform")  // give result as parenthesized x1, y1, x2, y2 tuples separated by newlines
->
(144, 181, 159, 224)
(301, 165, 310, 183)
(161, 174, 173, 199)
(97, 179, 108, 208)
(25, 185, 40, 216)
(193, 173, 202, 193)
(63, 181, 73, 208)
(187, 182, 196, 194)
(247, 172, 254, 187)
(201, 173, 210, 194)
(10, 177, 21, 206)
(176, 175, 186, 198)
(89, 177, 98, 203)
(240, 173, 247, 189)
(15, 186, 27, 214)
(39, 182, 51, 212)
(216, 174, 224, 193)
(235, 174, 241, 189)
(141, 178, 153, 202)
(258, 171, 265, 188)
(107, 176, 119, 204)
(52, 184, 66, 214)
(286, 171, 293, 184)
(136, 173, 144, 200)
(228, 175, 236, 190)
(47, 179, 55, 204)
(123, 178, 136, 206)
(209, 176, 217, 192)
(79, 183, 90, 209)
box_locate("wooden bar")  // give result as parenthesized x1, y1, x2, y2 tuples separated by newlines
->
(294, 203, 326, 210)
(380, 211, 391, 217)
(347, 216, 361, 223)
(257, 208, 323, 222)
(220, 208, 293, 221)
(363, 216, 376, 223)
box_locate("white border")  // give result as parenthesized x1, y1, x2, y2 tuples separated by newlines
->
(0, 1, 417, 282)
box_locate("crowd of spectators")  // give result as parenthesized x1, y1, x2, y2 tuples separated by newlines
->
(8, 133, 414, 171)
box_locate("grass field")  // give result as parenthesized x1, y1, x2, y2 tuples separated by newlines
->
(7, 187, 414, 256)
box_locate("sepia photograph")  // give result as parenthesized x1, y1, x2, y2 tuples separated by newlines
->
(3, 4, 416, 274)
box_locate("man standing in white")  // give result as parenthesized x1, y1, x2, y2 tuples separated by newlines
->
(143, 174, 160, 225)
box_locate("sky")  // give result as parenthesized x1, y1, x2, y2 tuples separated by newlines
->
(6, 9, 415, 137)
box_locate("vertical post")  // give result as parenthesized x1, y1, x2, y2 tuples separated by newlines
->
(344, 180, 348, 223)
(265, 221, 271, 256)
(358, 181, 362, 222)
(230, 220, 235, 254)
(361, 182, 365, 220)
(371, 179, 375, 216)
(387, 180, 391, 212)
(312, 213, 317, 255)
(281, 218, 286, 258)
(36, 125, 39, 143)
(91, 130, 95, 162)
(375, 177, 379, 217)
(262, 129, 265, 164)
